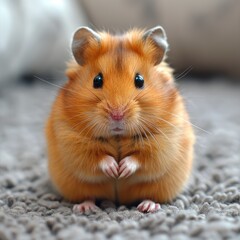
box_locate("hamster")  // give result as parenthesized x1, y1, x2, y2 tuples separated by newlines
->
(45, 26, 195, 213)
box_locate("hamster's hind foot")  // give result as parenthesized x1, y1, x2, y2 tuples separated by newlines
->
(73, 200, 99, 213)
(137, 200, 161, 213)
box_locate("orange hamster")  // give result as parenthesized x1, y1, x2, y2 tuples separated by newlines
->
(45, 26, 195, 213)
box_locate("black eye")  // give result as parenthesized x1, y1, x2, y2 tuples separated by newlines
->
(93, 73, 103, 88)
(134, 73, 144, 89)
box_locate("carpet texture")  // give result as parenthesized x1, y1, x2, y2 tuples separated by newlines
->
(0, 79, 240, 240)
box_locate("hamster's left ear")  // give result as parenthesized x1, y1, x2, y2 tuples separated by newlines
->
(143, 26, 168, 65)
(71, 27, 101, 65)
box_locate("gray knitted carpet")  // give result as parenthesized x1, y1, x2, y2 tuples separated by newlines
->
(0, 78, 240, 240)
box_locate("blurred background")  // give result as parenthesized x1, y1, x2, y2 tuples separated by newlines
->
(0, 0, 240, 84)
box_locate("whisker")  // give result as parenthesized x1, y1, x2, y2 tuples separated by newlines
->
(137, 120, 163, 153)
(138, 117, 171, 143)
(36, 75, 102, 109)
(71, 120, 92, 135)
(139, 104, 210, 134)
(85, 86, 102, 102)
(35, 75, 98, 102)
(135, 122, 154, 152)
(69, 113, 100, 135)
(82, 120, 100, 138)
(142, 112, 180, 131)
(93, 121, 108, 139)
(131, 122, 146, 147)
(175, 66, 193, 80)
(133, 85, 156, 101)
(160, 109, 211, 134)
(34, 75, 75, 93)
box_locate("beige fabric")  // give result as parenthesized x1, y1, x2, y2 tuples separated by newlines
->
(81, 0, 240, 78)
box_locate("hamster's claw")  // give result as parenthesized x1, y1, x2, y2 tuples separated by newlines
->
(118, 156, 139, 179)
(137, 200, 161, 213)
(100, 155, 119, 178)
(73, 200, 99, 213)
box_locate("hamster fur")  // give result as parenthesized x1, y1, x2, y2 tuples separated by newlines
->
(45, 26, 195, 213)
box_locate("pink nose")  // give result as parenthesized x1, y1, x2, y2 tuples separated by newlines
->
(110, 111, 124, 121)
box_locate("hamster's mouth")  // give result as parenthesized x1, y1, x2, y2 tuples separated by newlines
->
(109, 119, 125, 135)
(110, 127, 125, 135)
(113, 127, 123, 132)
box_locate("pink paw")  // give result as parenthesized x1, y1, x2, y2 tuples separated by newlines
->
(99, 155, 119, 178)
(73, 200, 99, 213)
(137, 200, 161, 213)
(118, 156, 139, 179)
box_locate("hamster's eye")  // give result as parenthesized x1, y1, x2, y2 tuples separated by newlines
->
(93, 73, 103, 88)
(134, 73, 144, 89)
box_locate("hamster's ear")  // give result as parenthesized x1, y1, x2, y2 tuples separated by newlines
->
(71, 27, 101, 65)
(143, 26, 168, 65)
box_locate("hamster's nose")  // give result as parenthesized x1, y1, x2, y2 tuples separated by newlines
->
(110, 110, 124, 121)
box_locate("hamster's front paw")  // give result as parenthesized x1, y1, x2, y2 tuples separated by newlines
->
(73, 200, 100, 213)
(99, 155, 119, 178)
(137, 200, 160, 213)
(118, 156, 139, 179)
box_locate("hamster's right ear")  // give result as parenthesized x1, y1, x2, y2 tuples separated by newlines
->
(71, 27, 101, 66)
